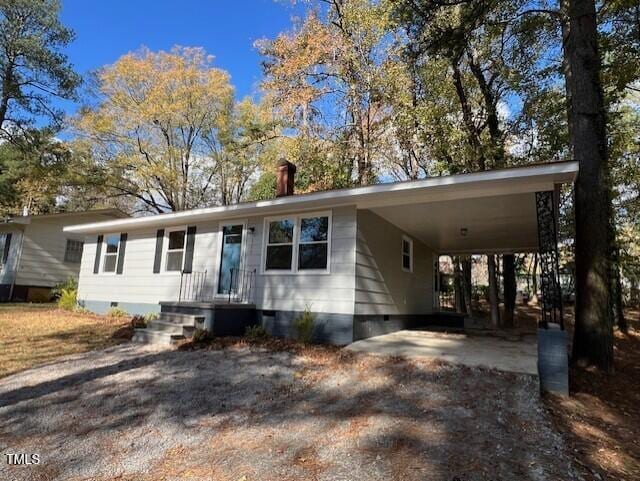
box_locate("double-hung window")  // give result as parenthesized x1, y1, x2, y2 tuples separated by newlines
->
(265, 219, 295, 270)
(298, 216, 329, 270)
(103, 234, 120, 273)
(64, 239, 84, 263)
(402, 235, 413, 272)
(263, 212, 331, 273)
(166, 229, 187, 272)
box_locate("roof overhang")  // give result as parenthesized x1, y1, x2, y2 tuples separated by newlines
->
(64, 161, 578, 235)
(5, 208, 127, 226)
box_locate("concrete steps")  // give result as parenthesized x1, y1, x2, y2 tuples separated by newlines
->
(132, 313, 205, 345)
(132, 329, 185, 345)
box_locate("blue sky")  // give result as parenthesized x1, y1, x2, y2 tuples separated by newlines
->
(58, 0, 305, 114)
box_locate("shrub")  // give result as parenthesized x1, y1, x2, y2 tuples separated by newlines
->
(144, 312, 159, 322)
(74, 306, 92, 315)
(245, 324, 268, 340)
(192, 328, 210, 343)
(57, 288, 77, 311)
(294, 306, 315, 343)
(106, 306, 128, 319)
(131, 315, 147, 328)
(51, 277, 78, 300)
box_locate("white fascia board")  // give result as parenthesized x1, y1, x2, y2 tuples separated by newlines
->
(64, 161, 579, 234)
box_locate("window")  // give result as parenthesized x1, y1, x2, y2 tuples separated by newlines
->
(0, 234, 7, 268)
(298, 216, 329, 270)
(263, 212, 331, 273)
(265, 218, 294, 270)
(103, 234, 120, 273)
(165, 229, 186, 271)
(402, 236, 413, 272)
(64, 239, 84, 263)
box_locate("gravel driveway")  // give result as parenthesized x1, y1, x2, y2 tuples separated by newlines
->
(0, 342, 579, 481)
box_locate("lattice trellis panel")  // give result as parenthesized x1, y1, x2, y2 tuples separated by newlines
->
(535, 191, 564, 329)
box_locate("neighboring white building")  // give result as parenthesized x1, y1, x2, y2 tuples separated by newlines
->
(64, 161, 578, 344)
(0, 209, 127, 301)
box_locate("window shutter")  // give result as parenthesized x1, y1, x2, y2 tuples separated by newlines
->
(116, 233, 127, 274)
(93, 235, 103, 274)
(182, 226, 197, 274)
(2, 233, 12, 264)
(153, 229, 164, 273)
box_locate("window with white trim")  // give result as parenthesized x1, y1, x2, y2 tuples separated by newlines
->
(64, 239, 84, 263)
(263, 212, 331, 273)
(402, 236, 413, 272)
(165, 229, 186, 271)
(265, 218, 294, 270)
(102, 234, 120, 273)
(298, 215, 329, 270)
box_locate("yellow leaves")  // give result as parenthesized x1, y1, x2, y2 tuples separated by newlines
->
(72, 44, 283, 211)
(257, 12, 338, 116)
(94, 46, 233, 130)
(71, 45, 242, 210)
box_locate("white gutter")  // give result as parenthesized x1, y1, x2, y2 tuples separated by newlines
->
(64, 161, 579, 234)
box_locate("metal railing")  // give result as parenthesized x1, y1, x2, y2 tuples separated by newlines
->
(178, 270, 208, 302)
(227, 267, 256, 304)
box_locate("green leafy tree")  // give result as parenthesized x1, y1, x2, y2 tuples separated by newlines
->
(0, 0, 80, 138)
(0, 129, 71, 215)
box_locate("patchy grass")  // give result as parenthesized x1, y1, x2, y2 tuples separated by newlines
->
(0, 303, 132, 378)
(547, 308, 640, 481)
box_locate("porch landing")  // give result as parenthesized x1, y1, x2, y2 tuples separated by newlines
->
(345, 329, 537, 375)
(160, 301, 257, 337)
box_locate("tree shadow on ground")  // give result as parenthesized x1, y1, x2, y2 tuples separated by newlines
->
(0, 341, 574, 481)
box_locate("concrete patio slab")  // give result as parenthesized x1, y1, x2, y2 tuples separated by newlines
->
(346, 329, 538, 375)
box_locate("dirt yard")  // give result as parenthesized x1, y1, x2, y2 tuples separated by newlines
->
(0, 304, 131, 378)
(547, 308, 640, 481)
(0, 339, 579, 481)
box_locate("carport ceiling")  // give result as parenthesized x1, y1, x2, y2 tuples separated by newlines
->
(371, 192, 539, 254)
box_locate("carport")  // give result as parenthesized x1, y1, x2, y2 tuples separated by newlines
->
(349, 161, 578, 389)
(358, 161, 576, 328)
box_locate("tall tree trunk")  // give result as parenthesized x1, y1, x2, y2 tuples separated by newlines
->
(532, 253, 539, 304)
(451, 60, 486, 171)
(526, 254, 532, 295)
(487, 254, 500, 327)
(614, 267, 627, 332)
(562, 0, 614, 370)
(453, 257, 465, 313)
(503, 254, 517, 328)
(462, 256, 473, 316)
(612, 244, 627, 332)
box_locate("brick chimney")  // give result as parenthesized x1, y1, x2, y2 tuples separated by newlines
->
(276, 158, 296, 197)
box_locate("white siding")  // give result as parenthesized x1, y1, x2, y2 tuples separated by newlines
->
(77, 222, 220, 306)
(14, 214, 121, 287)
(0, 227, 23, 285)
(77, 205, 358, 315)
(246, 205, 357, 314)
(355, 209, 433, 315)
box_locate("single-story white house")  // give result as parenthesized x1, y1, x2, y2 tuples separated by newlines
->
(0, 209, 127, 301)
(64, 160, 578, 345)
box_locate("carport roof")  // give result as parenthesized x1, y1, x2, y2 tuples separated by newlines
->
(64, 161, 578, 241)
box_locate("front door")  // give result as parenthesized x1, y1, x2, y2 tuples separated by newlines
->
(217, 224, 244, 295)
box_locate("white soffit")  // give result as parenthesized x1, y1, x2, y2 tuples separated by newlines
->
(372, 192, 539, 254)
(64, 161, 578, 234)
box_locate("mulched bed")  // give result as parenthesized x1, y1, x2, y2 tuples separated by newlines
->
(546, 308, 640, 481)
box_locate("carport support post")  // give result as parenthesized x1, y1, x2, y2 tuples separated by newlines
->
(535, 190, 569, 396)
